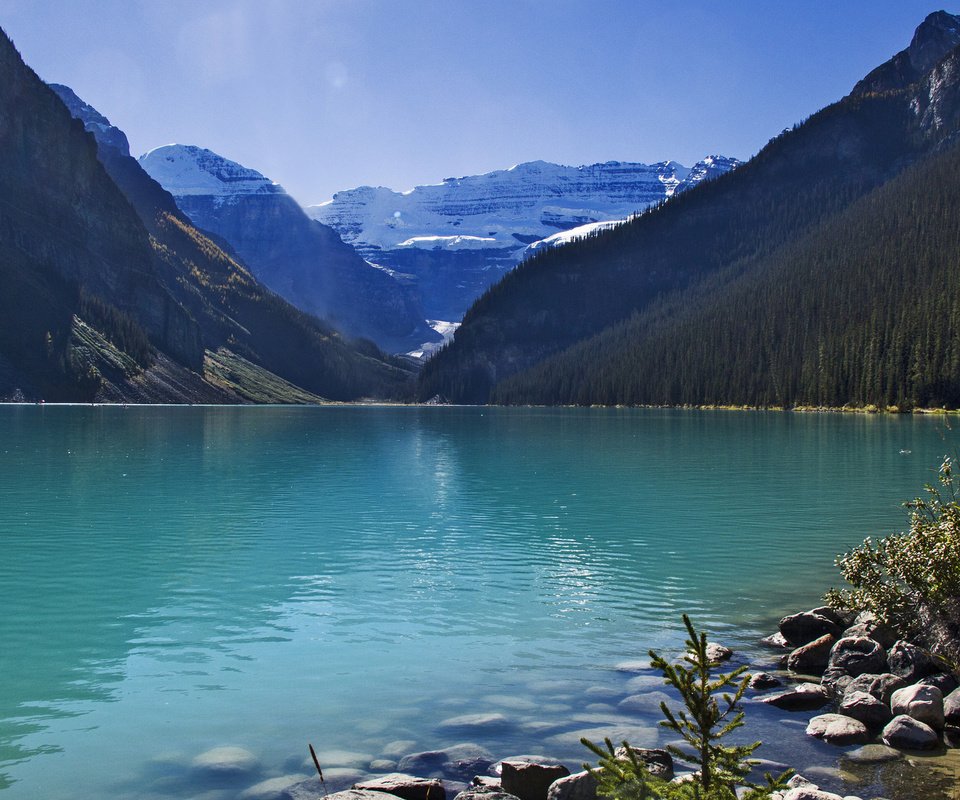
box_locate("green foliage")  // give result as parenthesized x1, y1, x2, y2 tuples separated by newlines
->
(583, 616, 790, 800)
(825, 457, 960, 635)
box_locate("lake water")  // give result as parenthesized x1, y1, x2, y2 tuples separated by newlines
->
(1, 406, 958, 799)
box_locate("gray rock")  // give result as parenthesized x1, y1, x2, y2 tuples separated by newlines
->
(192, 746, 261, 776)
(890, 683, 945, 729)
(945, 685, 960, 725)
(805, 714, 870, 745)
(881, 714, 940, 749)
(842, 611, 898, 649)
(310, 792, 405, 800)
(353, 774, 446, 800)
(787, 775, 815, 788)
(400, 745, 495, 782)
(500, 762, 571, 800)
(613, 746, 673, 780)
(493, 756, 564, 775)
(919, 672, 959, 695)
(760, 631, 791, 649)
(826, 637, 887, 677)
(240, 775, 310, 800)
(779, 610, 844, 647)
(761, 682, 832, 711)
(887, 640, 935, 683)
(545, 770, 596, 800)
(471, 777, 501, 789)
(705, 643, 733, 662)
(439, 713, 511, 731)
(617, 691, 672, 714)
(749, 672, 781, 690)
(843, 673, 907, 705)
(782, 789, 845, 800)
(839, 690, 892, 728)
(455, 792, 520, 800)
(842, 744, 903, 764)
(787, 634, 836, 673)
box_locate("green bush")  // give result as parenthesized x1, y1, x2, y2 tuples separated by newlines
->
(825, 457, 960, 640)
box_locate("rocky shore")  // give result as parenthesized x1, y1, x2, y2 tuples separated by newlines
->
(171, 604, 960, 800)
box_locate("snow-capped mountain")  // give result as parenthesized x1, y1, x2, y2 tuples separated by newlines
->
(305, 156, 739, 321)
(139, 145, 432, 352)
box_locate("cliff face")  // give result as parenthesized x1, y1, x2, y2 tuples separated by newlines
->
(307, 156, 739, 321)
(139, 145, 432, 353)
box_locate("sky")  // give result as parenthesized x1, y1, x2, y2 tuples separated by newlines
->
(0, 1, 955, 206)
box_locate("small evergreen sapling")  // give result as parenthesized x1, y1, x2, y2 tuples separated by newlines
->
(584, 615, 789, 800)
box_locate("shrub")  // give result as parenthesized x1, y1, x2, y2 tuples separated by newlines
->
(825, 457, 960, 645)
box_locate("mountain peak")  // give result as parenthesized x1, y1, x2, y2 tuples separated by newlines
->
(48, 83, 130, 156)
(853, 10, 960, 95)
(138, 144, 283, 199)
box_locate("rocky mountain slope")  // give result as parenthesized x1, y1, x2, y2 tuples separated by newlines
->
(306, 156, 739, 322)
(136, 144, 434, 354)
(0, 32, 413, 403)
(419, 11, 960, 407)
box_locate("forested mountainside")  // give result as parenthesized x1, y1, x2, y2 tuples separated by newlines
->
(418, 11, 960, 408)
(0, 30, 414, 403)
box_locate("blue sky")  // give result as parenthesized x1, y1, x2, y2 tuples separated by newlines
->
(0, 1, 954, 204)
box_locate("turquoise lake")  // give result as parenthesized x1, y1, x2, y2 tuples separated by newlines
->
(1, 406, 958, 799)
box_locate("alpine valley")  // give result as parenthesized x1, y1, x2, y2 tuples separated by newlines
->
(420, 10, 960, 410)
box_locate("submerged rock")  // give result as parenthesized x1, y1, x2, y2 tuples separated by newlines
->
(192, 746, 261, 776)
(761, 682, 832, 711)
(843, 744, 903, 764)
(239, 774, 309, 800)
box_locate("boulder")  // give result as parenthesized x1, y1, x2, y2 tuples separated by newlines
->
(400, 745, 495, 783)
(838, 690, 892, 728)
(919, 672, 959, 695)
(456, 792, 520, 800)
(749, 672, 781, 690)
(761, 682, 832, 711)
(842, 611, 898, 648)
(805, 714, 870, 745)
(826, 637, 887, 678)
(545, 770, 596, 800)
(779, 610, 844, 647)
(493, 756, 564, 775)
(353, 774, 446, 800)
(881, 714, 940, 749)
(472, 778, 501, 789)
(890, 684, 945, 729)
(760, 632, 791, 649)
(705, 643, 732, 662)
(820, 667, 853, 695)
(782, 789, 845, 800)
(887, 640, 935, 683)
(787, 634, 837, 673)
(944, 685, 960, 725)
(842, 743, 902, 764)
(239, 774, 310, 800)
(500, 762, 571, 800)
(613, 747, 673, 780)
(192, 746, 261, 776)
(843, 673, 906, 706)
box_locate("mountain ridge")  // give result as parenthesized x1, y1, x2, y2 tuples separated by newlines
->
(418, 13, 960, 407)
